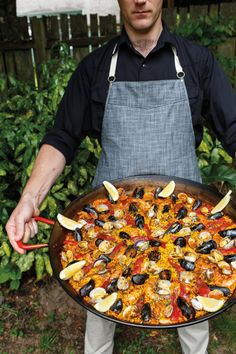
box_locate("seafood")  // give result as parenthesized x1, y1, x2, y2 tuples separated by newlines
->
(60, 182, 236, 326)
(208, 212, 224, 220)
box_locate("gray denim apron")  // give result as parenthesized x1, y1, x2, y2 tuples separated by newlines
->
(92, 45, 202, 186)
(86, 45, 209, 354)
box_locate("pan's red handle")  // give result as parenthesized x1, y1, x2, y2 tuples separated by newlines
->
(17, 215, 55, 250)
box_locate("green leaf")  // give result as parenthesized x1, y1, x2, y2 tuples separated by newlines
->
(10, 279, 20, 290)
(0, 169, 6, 176)
(15, 252, 35, 272)
(35, 254, 45, 281)
(44, 254, 53, 276)
(0, 270, 11, 283)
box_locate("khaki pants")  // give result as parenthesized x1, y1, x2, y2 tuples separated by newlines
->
(84, 312, 209, 354)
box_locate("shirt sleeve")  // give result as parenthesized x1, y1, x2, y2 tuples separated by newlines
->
(201, 50, 236, 157)
(41, 59, 91, 164)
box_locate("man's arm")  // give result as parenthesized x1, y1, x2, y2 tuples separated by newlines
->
(5, 144, 66, 254)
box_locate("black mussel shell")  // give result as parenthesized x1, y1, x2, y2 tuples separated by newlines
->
(135, 214, 144, 229)
(209, 285, 231, 297)
(125, 245, 137, 258)
(171, 194, 178, 203)
(95, 238, 104, 247)
(219, 227, 236, 239)
(149, 240, 161, 247)
(133, 187, 144, 199)
(129, 202, 138, 213)
(79, 279, 95, 297)
(176, 207, 188, 220)
(108, 193, 117, 204)
(208, 212, 224, 220)
(197, 240, 217, 254)
(108, 215, 117, 222)
(165, 222, 182, 235)
(162, 205, 170, 214)
(174, 237, 186, 248)
(122, 267, 132, 277)
(98, 254, 111, 263)
(190, 223, 205, 232)
(74, 228, 82, 241)
(179, 259, 195, 271)
(110, 299, 123, 314)
(119, 231, 131, 240)
(94, 219, 105, 227)
(177, 297, 196, 320)
(148, 250, 161, 261)
(106, 278, 118, 293)
(83, 204, 98, 217)
(224, 254, 236, 263)
(141, 303, 151, 322)
(132, 274, 149, 285)
(154, 186, 163, 199)
(159, 269, 172, 280)
(192, 199, 202, 211)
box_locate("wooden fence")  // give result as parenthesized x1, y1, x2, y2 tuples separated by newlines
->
(0, 1, 235, 85)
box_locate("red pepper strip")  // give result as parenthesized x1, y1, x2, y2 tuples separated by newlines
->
(131, 236, 149, 243)
(17, 240, 48, 250)
(75, 253, 84, 259)
(160, 242, 167, 249)
(97, 233, 116, 242)
(132, 256, 145, 274)
(63, 240, 78, 246)
(34, 215, 55, 225)
(136, 294, 145, 312)
(170, 303, 182, 322)
(109, 242, 125, 258)
(125, 215, 135, 226)
(218, 247, 236, 255)
(83, 264, 93, 274)
(197, 280, 210, 297)
(101, 278, 111, 289)
(168, 258, 182, 273)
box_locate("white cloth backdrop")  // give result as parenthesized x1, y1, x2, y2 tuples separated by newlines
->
(16, 0, 120, 17)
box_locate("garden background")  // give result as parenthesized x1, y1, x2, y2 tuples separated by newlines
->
(0, 0, 236, 353)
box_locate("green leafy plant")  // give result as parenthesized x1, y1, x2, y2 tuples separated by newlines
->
(0, 44, 100, 289)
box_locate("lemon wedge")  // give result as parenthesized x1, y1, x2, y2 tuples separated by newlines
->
(103, 181, 119, 201)
(59, 260, 86, 280)
(94, 292, 117, 313)
(57, 213, 87, 231)
(211, 190, 232, 214)
(158, 181, 175, 198)
(196, 296, 225, 312)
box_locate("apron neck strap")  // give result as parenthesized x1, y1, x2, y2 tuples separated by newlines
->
(108, 44, 185, 83)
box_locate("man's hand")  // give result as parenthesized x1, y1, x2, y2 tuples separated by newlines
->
(5, 195, 39, 254)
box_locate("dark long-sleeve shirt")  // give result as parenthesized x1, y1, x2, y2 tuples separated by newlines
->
(42, 24, 236, 164)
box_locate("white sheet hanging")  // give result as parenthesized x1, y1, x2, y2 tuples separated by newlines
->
(16, 0, 120, 18)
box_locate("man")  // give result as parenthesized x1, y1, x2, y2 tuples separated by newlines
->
(6, 0, 236, 353)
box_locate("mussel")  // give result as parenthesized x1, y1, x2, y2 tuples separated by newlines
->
(171, 194, 178, 203)
(94, 219, 105, 227)
(108, 215, 117, 222)
(135, 214, 144, 229)
(219, 227, 236, 239)
(162, 205, 170, 213)
(208, 212, 224, 220)
(125, 245, 137, 258)
(164, 222, 182, 235)
(133, 187, 144, 199)
(97, 254, 111, 263)
(148, 250, 161, 261)
(110, 299, 123, 314)
(74, 228, 82, 241)
(208, 285, 231, 297)
(149, 239, 161, 247)
(95, 238, 104, 247)
(190, 223, 205, 232)
(197, 240, 217, 254)
(106, 278, 118, 294)
(122, 267, 132, 277)
(177, 297, 196, 320)
(174, 237, 187, 248)
(224, 254, 236, 263)
(179, 259, 195, 271)
(141, 303, 151, 322)
(176, 207, 188, 220)
(119, 231, 131, 240)
(132, 274, 149, 285)
(154, 186, 163, 199)
(83, 204, 98, 218)
(79, 279, 95, 297)
(134, 240, 149, 251)
(159, 269, 172, 280)
(192, 199, 202, 211)
(129, 202, 138, 213)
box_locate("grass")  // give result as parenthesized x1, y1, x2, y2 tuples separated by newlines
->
(39, 330, 58, 351)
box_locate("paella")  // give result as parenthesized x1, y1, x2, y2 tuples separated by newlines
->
(58, 180, 236, 325)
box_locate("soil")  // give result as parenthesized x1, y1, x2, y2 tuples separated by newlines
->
(0, 276, 236, 354)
